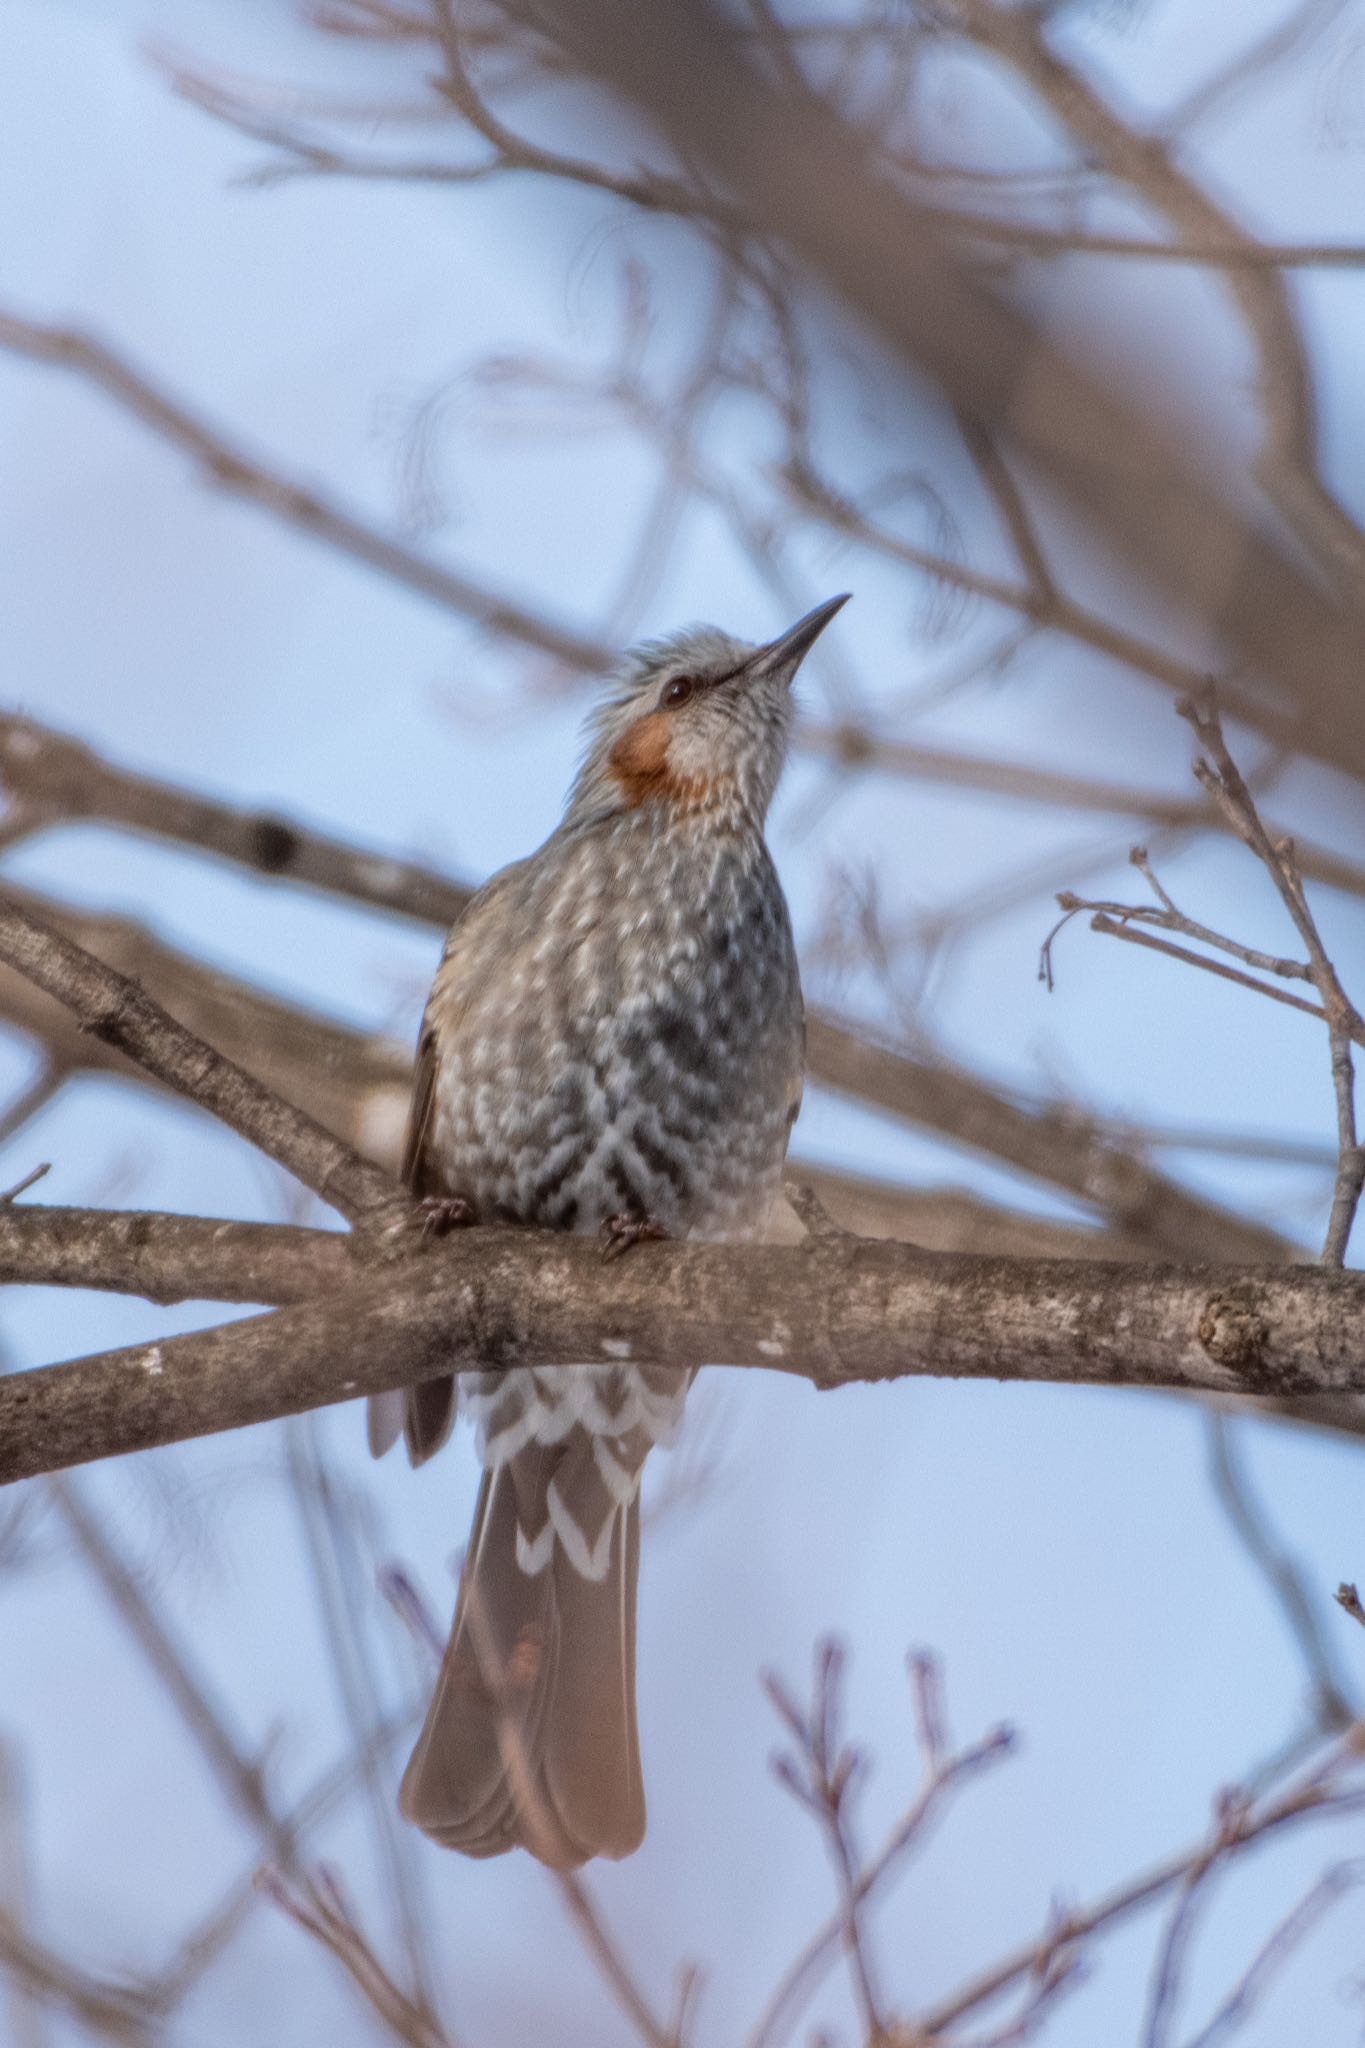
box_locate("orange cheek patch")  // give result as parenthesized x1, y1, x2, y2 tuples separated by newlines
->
(609, 713, 727, 811)
(608, 712, 671, 806)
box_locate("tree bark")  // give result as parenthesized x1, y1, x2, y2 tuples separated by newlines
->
(2, 1225, 1361, 1486)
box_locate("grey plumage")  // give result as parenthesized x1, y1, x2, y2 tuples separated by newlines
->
(372, 595, 848, 1866)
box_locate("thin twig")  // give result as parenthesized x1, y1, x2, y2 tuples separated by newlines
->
(258, 1865, 452, 2048)
(748, 1654, 1013, 2048)
(927, 211, 1365, 270)
(1179, 1856, 1365, 2048)
(1142, 1790, 1247, 2048)
(956, 409, 1055, 604)
(0, 307, 609, 673)
(556, 1875, 687, 2048)
(47, 1478, 298, 1862)
(0, 1165, 50, 1206)
(0, 1742, 48, 2048)
(0, 1917, 156, 2047)
(0, 1064, 66, 1151)
(285, 1421, 443, 2028)
(916, 1742, 1365, 2036)
(1082, 914, 1330, 1025)
(1207, 1414, 1355, 1731)
(150, 1704, 418, 2010)
(1334, 1583, 1365, 1631)
(764, 1641, 893, 2041)
(1056, 697, 1365, 1266)
(1180, 694, 1365, 1265)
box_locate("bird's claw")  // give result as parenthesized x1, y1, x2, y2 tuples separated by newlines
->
(601, 1213, 670, 1262)
(416, 1194, 477, 1239)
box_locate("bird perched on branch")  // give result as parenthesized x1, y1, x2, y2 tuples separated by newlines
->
(370, 594, 848, 1867)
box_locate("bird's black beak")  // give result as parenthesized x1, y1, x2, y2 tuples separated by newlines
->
(746, 593, 850, 681)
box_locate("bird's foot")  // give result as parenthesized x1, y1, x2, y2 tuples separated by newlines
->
(358, 1191, 477, 1264)
(601, 1213, 671, 1262)
(416, 1194, 477, 1239)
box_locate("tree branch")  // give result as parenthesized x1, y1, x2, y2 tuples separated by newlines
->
(918, 211, 1365, 270)
(1081, 913, 1331, 1027)
(916, 1758, 1365, 2039)
(0, 1205, 347, 1303)
(806, 1015, 1290, 1265)
(1182, 693, 1365, 1266)
(0, 714, 473, 929)
(0, 881, 413, 1165)
(2, 1226, 1363, 1486)
(13, 698, 1365, 916)
(1059, 699, 1365, 1267)
(513, 0, 1365, 777)
(945, 0, 1365, 605)
(0, 892, 399, 1222)
(0, 878, 1291, 1267)
(797, 721, 1365, 905)
(0, 308, 608, 676)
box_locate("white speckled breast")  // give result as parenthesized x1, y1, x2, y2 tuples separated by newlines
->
(426, 800, 803, 1242)
(420, 794, 803, 1573)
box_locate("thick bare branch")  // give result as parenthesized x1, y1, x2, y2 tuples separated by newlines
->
(0, 1205, 347, 1304)
(0, 715, 472, 929)
(0, 892, 399, 1221)
(0, 1177, 1181, 1296)
(3, 1227, 1364, 1485)
(0, 882, 412, 1165)
(15, 879, 1358, 1453)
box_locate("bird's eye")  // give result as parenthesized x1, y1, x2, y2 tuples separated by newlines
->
(660, 674, 696, 709)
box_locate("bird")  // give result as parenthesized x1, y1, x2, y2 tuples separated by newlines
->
(369, 593, 849, 1868)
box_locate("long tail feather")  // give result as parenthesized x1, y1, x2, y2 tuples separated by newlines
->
(400, 1440, 645, 1867)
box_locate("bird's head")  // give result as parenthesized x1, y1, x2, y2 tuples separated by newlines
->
(568, 595, 849, 829)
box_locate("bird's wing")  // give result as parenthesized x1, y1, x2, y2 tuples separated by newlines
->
(369, 864, 533, 1464)
(402, 1021, 441, 1196)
